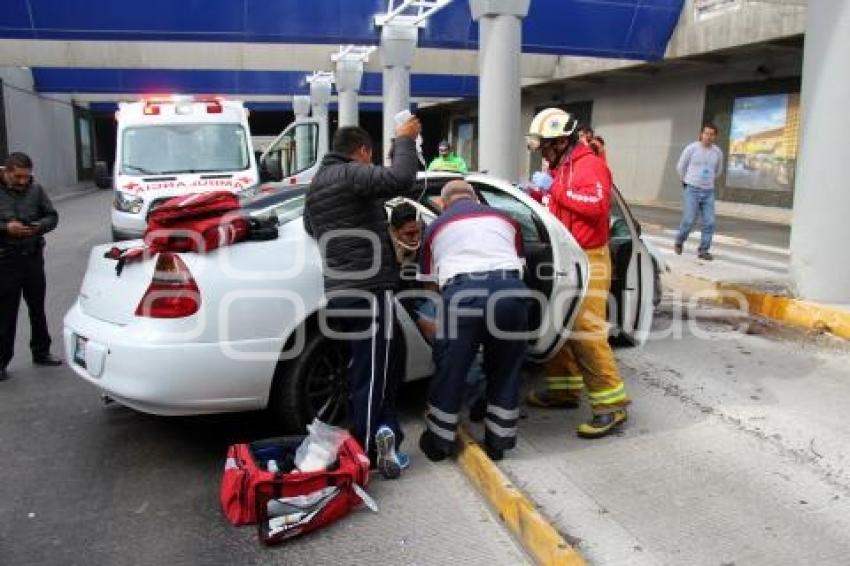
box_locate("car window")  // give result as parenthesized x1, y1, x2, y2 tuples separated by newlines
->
(476, 187, 543, 243)
(609, 188, 632, 241)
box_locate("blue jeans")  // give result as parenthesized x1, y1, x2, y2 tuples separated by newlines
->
(676, 184, 715, 252)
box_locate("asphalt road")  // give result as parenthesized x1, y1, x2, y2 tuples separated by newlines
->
(0, 190, 528, 566)
(4, 189, 848, 566)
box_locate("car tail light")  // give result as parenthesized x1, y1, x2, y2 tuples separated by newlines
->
(135, 253, 200, 318)
(143, 104, 160, 115)
(206, 102, 223, 113)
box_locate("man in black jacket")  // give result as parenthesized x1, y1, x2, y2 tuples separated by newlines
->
(1, 152, 62, 381)
(304, 119, 420, 478)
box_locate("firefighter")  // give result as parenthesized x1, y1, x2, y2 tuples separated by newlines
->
(418, 180, 528, 462)
(524, 108, 630, 438)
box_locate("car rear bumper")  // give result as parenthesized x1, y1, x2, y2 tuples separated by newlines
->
(62, 301, 279, 416)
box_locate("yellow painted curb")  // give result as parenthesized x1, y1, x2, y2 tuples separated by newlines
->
(456, 428, 586, 566)
(714, 283, 850, 340)
(671, 273, 850, 340)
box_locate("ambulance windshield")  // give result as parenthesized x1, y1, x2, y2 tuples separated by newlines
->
(121, 124, 250, 175)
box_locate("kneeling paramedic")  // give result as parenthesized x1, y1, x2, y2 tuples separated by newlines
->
(418, 180, 529, 461)
(525, 108, 630, 438)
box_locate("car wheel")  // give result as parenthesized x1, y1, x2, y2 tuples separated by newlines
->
(270, 330, 350, 433)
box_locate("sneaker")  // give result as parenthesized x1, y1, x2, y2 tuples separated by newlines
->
(698, 251, 714, 261)
(397, 451, 411, 470)
(375, 426, 402, 479)
(674, 243, 683, 255)
(577, 409, 628, 439)
(525, 388, 581, 409)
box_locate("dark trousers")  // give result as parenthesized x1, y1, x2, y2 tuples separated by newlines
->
(0, 251, 51, 369)
(425, 273, 528, 453)
(325, 290, 403, 457)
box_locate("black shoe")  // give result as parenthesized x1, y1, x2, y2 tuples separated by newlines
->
(419, 431, 452, 462)
(698, 251, 714, 261)
(484, 443, 504, 461)
(674, 243, 683, 255)
(469, 397, 487, 423)
(0, 368, 8, 382)
(33, 353, 63, 366)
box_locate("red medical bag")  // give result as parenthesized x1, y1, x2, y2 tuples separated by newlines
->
(219, 435, 372, 544)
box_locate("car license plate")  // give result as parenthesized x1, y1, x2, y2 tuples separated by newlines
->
(73, 334, 88, 368)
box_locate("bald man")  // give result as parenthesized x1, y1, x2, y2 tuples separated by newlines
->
(418, 180, 529, 461)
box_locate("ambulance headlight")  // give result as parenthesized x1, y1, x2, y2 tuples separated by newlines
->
(114, 191, 144, 214)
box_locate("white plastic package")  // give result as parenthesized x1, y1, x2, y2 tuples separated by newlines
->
(294, 418, 349, 472)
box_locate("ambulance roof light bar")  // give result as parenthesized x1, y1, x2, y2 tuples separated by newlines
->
(374, 0, 453, 27)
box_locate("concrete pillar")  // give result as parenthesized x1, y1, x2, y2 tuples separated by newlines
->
(380, 23, 417, 164)
(470, 0, 530, 182)
(309, 76, 333, 167)
(335, 57, 364, 128)
(292, 95, 312, 169)
(789, 1, 850, 303)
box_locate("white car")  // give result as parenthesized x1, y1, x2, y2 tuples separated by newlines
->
(64, 172, 661, 430)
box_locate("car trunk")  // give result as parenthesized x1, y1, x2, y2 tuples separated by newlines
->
(78, 243, 154, 326)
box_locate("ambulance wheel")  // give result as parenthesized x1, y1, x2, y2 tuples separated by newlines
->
(270, 331, 350, 433)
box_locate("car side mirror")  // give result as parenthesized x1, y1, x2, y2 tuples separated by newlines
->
(94, 161, 112, 189)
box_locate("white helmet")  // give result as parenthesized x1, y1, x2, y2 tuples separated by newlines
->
(526, 108, 579, 150)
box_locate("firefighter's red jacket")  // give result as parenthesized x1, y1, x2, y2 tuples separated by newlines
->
(548, 143, 612, 250)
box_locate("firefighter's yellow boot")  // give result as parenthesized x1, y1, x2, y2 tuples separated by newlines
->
(577, 409, 628, 439)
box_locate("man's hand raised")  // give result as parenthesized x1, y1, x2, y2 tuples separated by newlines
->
(395, 116, 422, 140)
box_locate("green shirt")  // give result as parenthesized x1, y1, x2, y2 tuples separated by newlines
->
(427, 153, 468, 174)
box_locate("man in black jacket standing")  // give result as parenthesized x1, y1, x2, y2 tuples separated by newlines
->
(304, 118, 421, 478)
(0, 152, 62, 381)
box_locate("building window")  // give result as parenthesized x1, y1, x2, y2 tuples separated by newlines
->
(74, 106, 95, 180)
(703, 78, 801, 208)
(453, 118, 477, 172)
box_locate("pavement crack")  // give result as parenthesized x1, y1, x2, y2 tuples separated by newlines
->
(623, 355, 850, 498)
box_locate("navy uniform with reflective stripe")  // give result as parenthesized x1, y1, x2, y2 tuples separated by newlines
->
(419, 196, 528, 457)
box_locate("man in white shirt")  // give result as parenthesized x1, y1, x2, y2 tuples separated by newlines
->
(674, 123, 724, 260)
(418, 180, 529, 462)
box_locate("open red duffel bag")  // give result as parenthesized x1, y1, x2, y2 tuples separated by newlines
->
(220, 434, 373, 545)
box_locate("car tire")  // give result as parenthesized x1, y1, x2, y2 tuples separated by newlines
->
(269, 330, 350, 433)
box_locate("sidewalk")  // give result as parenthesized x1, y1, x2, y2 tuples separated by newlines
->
(50, 181, 100, 202)
(641, 220, 850, 340)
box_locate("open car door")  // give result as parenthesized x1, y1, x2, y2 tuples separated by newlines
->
(608, 186, 655, 345)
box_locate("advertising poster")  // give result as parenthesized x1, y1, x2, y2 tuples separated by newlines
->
(727, 93, 800, 191)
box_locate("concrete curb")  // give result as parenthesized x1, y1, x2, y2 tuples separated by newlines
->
(716, 282, 850, 340)
(456, 427, 586, 566)
(674, 274, 850, 340)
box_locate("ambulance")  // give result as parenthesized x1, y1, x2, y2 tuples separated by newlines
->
(110, 96, 258, 240)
